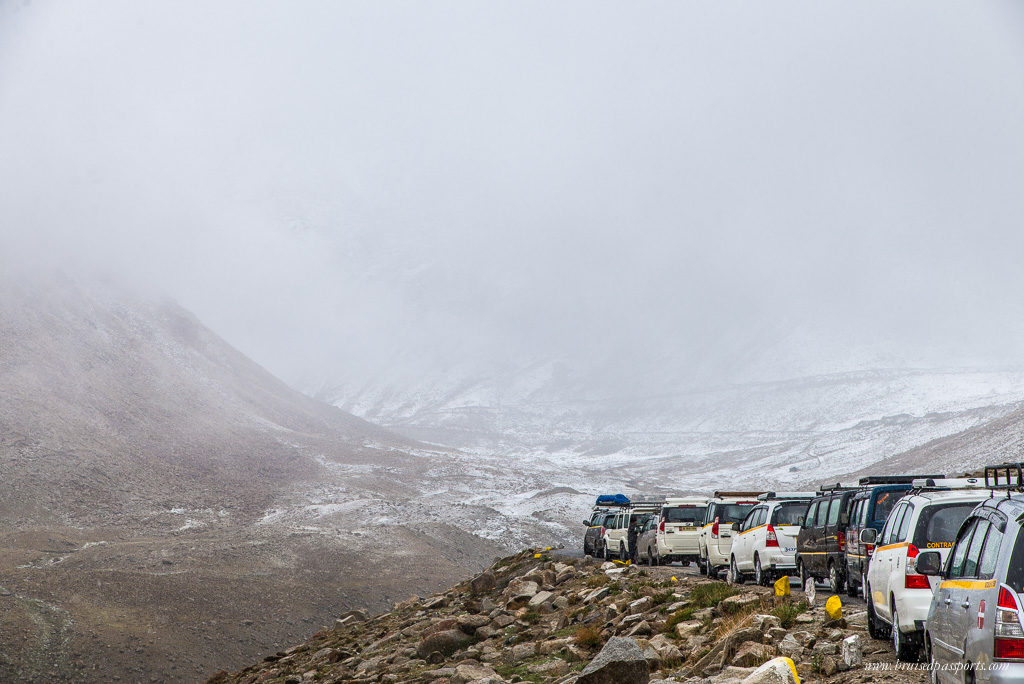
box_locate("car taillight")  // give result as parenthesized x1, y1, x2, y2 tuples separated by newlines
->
(866, 544, 875, 556)
(660, 520, 665, 532)
(600, 527, 605, 536)
(837, 530, 845, 547)
(904, 544, 930, 589)
(996, 586, 1024, 660)
(711, 521, 719, 538)
(765, 525, 779, 548)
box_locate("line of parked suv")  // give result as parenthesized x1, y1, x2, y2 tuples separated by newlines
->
(583, 463, 1024, 677)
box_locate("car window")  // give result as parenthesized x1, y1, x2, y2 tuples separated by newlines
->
(896, 503, 914, 542)
(718, 504, 754, 523)
(603, 514, 615, 527)
(962, 519, 991, 579)
(912, 502, 980, 550)
(664, 506, 706, 524)
(772, 502, 806, 526)
(814, 499, 829, 527)
(803, 502, 818, 528)
(1007, 526, 1024, 592)
(741, 508, 757, 531)
(756, 507, 767, 527)
(827, 497, 841, 526)
(979, 521, 1005, 580)
(860, 498, 871, 526)
(948, 518, 979, 580)
(872, 490, 901, 525)
(883, 504, 906, 545)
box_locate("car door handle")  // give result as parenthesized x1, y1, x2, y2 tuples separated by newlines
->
(944, 598, 952, 605)
(961, 601, 971, 609)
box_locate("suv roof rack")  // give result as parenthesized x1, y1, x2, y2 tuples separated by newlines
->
(628, 499, 666, 508)
(712, 491, 764, 499)
(857, 474, 946, 485)
(908, 477, 985, 492)
(984, 463, 1024, 491)
(816, 482, 860, 494)
(758, 491, 816, 501)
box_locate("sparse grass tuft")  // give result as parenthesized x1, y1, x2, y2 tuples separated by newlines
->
(573, 625, 603, 650)
(771, 599, 810, 629)
(585, 574, 609, 588)
(688, 582, 739, 608)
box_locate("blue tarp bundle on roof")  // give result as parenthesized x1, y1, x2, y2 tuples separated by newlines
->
(595, 494, 630, 506)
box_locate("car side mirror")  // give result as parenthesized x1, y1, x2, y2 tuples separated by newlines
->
(839, 512, 850, 526)
(916, 550, 943, 576)
(731, 522, 741, 531)
(584, 520, 593, 526)
(860, 528, 878, 544)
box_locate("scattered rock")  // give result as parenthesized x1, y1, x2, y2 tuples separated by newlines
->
(577, 636, 650, 684)
(842, 634, 863, 668)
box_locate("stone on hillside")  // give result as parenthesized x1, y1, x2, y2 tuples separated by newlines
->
(577, 636, 650, 684)
(556, 568, 575, 584)
(510, 642, 536, 662)
(741, 657, 799, 684)
(628, 597, 653, 614)
(529, 658, 569, 676)
(647, 634, 684, 662)
(789, 630, 814, 647)
(457, 614, 490, 634)
(820, 655, 838, 676)
(842, 634, 863, 668)
(777, 634, 804, 659)
(451, 662, 501, 684)
(812, 640, 838, 656)
(794, 613, 814, 624)
(471, 570, 497, 594)
(492, 614, 514, 628)
(732, 641, 772, 668)
(337, 608, 369, 623)
(424, 618, 459, 635)
(600, 562, 616, 570)
(507, 580, 540, 607)
(626, 620, 652, 637)
(528, 591, 555, 608)
(416, 629, 473, 660)
(720, 594, 761, 612)
(539, 638, 573, 655)
(553, 595, 569, 610)
(674, 620, 703, 638)
(750, 614, 782, 632)
(586, 587, 610, 604)
(423, 595, 449, 609)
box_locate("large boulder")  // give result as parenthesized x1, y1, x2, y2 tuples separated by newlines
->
(741, 657, 800, 684)
(577, 636, 650, 684)
(731, 641, 772, 668)
(470, 570, 496, 594)
(416, 629, 474, 660)
(451, 663, 501, 684)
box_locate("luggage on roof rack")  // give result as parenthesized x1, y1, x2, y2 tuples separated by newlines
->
(857, 474, 946, 485)
(595, 494, 630, 507)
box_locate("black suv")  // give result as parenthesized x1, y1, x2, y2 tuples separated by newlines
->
(796, 486, 860, 592)
(583, 509, 616, 557)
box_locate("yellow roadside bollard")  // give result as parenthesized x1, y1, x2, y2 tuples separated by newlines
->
(534, 553, 542, 558)
(671, 576, 678, 582)
(544, 546, 552, 551)
(825, 594, 843, 620)
(774, 575, 791, 597)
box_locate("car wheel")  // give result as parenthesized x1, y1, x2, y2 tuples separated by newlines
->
(926, 637, 940, 684)
(602, 543, 609, 561)
(619, 544, 628, 562)
(654, 549, 661, 566)
(754, 555, 766, 586)
(846, 568, 859, 598)
(829, 561, 845, 594)
(867, 585, 889, 640)
(892, 607, 918, 661)
(729, 556, 745, 585)
(647, 547, 655, 567)
(862, 572, 869, 601)
(797, 559, 809, 590)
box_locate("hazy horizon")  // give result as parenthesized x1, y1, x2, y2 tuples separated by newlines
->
(3, 2, 1024, 398)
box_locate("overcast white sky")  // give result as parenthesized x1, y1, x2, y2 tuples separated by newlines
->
(2, 2, 1024, 394)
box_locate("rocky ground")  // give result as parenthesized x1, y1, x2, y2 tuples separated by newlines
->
(211, 550, 927, 684)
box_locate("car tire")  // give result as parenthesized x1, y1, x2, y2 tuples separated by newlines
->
(729, 556, 745, 585)
(926, 636, 940, 684)
(602, 543, 610, 561)
(647, 547, 655, 567)
(892, 607, 918, 662)
(620, 544, 628, 562)
(862, 572, 869, 601)
(829, 561, 845, 594)
(866, 584, 888, 640)
(797, 559, 809, 590)
(754, 555, 767, 586)
(846, 568, 859, 598)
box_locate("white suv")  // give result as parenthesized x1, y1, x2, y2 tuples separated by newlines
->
(728, 492, 814, 586)
(648, 497, 708, 565)
(603, 505, 659, 561)
(698, 491, 763, 579)
(863, 479, 989, 661)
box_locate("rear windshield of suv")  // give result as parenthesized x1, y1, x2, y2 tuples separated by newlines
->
(872, 490, 901, 525)
(663, 506, 706, 524)
(912, 502, 979, 550)
(772, 502, 808, 526)
(1007, 526, 1024, 592)
(715, 503, 754, 524)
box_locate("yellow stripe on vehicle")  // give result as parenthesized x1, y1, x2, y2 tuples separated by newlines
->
(799, 551, 828, 555)
(939, 579, 997, 591)
(875, 541, 909, 553)
(738, 524, 767, 536)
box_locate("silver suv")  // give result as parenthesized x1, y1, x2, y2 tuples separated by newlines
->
(919, 464, 1024, 682)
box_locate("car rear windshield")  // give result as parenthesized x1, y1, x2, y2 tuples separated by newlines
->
(772, 502, 808, 525)
(715, 503, 754, 524)
(872, 490, 901, 525)
(912, 502, 980, 549)
(663, 506, 707, 524)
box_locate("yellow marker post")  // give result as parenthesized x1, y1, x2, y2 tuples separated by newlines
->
(774, 575, 791, 597)
(533, 553, 542, 558)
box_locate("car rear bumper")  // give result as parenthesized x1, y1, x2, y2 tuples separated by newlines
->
(893, 589, 933, 633)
